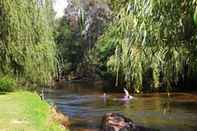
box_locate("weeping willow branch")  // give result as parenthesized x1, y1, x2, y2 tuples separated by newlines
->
(0, 0, 57, 85)
(96, 0, 197, 92)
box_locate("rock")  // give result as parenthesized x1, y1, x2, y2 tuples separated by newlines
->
(100, 113, 155, 131)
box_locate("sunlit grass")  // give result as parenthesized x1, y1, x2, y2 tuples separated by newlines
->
(0, 91, 66, 131)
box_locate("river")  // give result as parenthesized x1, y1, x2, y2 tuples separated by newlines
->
(44, 81, 197, 131)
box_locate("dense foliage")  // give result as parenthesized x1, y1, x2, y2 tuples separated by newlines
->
(0, 76, 16, 92)
(55, 17, 83, 77)
(93, 0, 197, 92)
(55, 0, 110, 79)
(2, 0, 196, 93)
(0, 0, 57, 85)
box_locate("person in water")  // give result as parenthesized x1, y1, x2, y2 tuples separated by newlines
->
(123, 88, 134, 100)
(103, 88, 133, 102)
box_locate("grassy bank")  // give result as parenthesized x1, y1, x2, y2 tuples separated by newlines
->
(0, 91, 67, 131)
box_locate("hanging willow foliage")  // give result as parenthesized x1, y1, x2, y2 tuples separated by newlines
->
(96, 0, 197, 92)
(0, 0, 57, 85)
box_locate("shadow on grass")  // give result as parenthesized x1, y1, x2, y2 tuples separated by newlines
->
(0, 92, 7, 95)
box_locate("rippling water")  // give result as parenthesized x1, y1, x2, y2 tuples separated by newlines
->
(44, 81, 197, 131)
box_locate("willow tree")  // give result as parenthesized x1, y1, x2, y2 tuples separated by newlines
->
(0, 0, 57, 85)
(95, 0, 197, 92)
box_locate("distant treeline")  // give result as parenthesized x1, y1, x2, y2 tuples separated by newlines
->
(1, 0, 197, 92)
(56, 0, 197, 92)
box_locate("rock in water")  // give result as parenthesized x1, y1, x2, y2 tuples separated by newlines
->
(100, 113, 155, 131)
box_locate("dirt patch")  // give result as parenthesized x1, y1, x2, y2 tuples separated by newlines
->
(11, 119, 29, 124)
(50, 106, 70, 129)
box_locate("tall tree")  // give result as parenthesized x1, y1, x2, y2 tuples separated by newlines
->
(55, 0, 110, 79)
(94, 0, 197, 92)
(0, 0, 57, 85)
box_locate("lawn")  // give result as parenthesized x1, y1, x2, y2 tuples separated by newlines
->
(0, 91, 66, 131)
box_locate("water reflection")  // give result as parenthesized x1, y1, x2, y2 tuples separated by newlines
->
(44, 82, 197, 131)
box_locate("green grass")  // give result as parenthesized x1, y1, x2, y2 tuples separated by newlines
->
(0, 91, 67, 131)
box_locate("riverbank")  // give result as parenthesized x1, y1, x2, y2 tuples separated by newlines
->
(0, 91, 69, 131)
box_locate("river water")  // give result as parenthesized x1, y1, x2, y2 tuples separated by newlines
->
(44, 81, 197, 131)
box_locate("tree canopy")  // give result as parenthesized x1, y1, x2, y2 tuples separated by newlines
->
(93, 0, 197, 92)
(0, 0, 57, 85)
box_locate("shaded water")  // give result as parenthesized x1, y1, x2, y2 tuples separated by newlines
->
(44, 81, 197, 131)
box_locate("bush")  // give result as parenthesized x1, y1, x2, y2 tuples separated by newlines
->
(0, 76, 16, 92)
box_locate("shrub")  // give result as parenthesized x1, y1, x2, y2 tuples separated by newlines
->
(0, 76, 16, 92)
